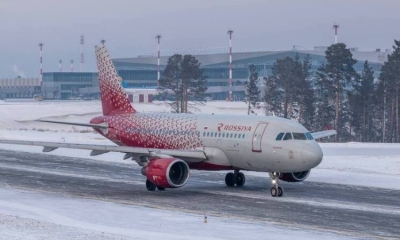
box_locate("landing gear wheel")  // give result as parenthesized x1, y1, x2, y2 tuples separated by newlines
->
(236, 172, 246, 187)
(278, 186, 284, 197)
(157, 186, 165, 191)
(269, 172, 284, 197)
(146, 179, 156, 191)
(271, 187, 278, 197)
(225, 172, 235, 187)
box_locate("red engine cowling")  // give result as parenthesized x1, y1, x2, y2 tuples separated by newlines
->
(279, 170, 311, 182)
(143, 158, 190, 188)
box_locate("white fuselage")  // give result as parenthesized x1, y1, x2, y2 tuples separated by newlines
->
(101, 112, 323, 174)
(193, 114, 323, 173)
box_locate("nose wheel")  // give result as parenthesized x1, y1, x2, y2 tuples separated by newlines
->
(225, 170, 246, 187)
(269, 172, 284, 197)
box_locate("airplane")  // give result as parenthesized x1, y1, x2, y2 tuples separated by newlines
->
(0, 44, 336, 197)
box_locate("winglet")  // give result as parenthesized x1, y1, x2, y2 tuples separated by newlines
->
(95, 44, 135, 115)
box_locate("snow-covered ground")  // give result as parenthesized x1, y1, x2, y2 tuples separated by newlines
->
(0, 99, 398, 239)
(0, 187, 354, 240)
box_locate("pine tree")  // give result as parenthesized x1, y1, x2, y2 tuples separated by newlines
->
(375, 76, 387, 142)
(314, 70, 335, 135)
(264, 76, 283, 116)
(271, 57, 296, 118)
(318, 43, 357, 142)
(158, 54, 207, 113)
(349, 61, 376, 142)
(246, 64, 261, 115)
(293, 54, 315, 130)
(379, 40, 400, 142)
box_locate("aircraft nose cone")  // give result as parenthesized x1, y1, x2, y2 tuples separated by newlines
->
(301, 143, 323, 168)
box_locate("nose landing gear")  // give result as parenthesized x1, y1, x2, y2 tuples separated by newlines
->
(269, 172, 284, 197)
(225, 170, 246, 187)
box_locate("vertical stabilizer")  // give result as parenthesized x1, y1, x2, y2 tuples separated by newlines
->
(95, 45, 135, 115)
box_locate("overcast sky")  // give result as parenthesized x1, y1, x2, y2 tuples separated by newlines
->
(0, 0, 399, 78)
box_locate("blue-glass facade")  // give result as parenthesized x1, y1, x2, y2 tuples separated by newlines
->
(42, 72, 98, 100)
(40, 50, 383, 100)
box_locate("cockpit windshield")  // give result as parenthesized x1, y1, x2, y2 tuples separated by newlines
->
(293, 133, 307, 140)
(282, 133, 293, 140)
(276, 133, 284, 140)
(305, 132, 314, 140)
(276, 132, 314, 141)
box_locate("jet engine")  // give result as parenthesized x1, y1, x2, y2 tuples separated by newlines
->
(279, 170, 311, 182)
(142, 158, 190, 188)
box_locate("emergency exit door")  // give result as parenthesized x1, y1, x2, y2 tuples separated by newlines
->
(252, 123, 268, 152)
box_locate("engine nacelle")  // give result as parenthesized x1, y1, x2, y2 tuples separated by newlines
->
(142, 158, 190, 188)
(279, 170, 311, 182)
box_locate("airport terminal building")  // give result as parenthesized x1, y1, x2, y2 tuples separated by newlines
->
(14, 47, 390, 100)
(0, 77, 41, 99)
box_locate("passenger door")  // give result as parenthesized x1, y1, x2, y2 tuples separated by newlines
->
(252, 123, 268, 152)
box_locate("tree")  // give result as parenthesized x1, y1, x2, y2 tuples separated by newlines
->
(314, 70, 335, 134)
(266, 54, 315, 125)
(295, 54, 315, 131)
(379, 40, 400, 142)
(246, 64, 261, 115)
(158, 54, 207, 113)
(271, 57, 296, 118)
(318, 43, 357, 142)
(264, 76, 283, 116)
(349, 61, 376, 142)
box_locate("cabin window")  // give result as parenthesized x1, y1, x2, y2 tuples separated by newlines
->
(276, 132, 284, 141)
(218, 133, 221, 138)
(210, 132, 213, 137)
(207, 132, 210, 137)
(222, 133, 225, 138)
(203, 132, 206, 137)
(293, 133, 307, 140)
(242, 134, 245, 139)
(230, 133, 233, 138)
(283, 132, 293, 140)
(234, 133, 237, 138)
(305, 132, 314, 140)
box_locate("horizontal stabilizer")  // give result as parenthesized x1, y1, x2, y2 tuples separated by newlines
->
(311, 130, 337, 140)
(38, 119, 108, 129)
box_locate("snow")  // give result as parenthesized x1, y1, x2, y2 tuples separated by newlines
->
(0, 99, 398, 239)
(0, 188, 352, 240)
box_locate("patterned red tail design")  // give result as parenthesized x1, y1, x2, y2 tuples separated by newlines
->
(95, 45, 135, 116)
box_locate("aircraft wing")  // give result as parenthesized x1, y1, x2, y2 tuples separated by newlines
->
(0, 139, 206, 163)
(311, 130, 337, 140)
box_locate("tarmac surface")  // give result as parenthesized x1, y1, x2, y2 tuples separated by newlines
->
(0, 149, 399, 239)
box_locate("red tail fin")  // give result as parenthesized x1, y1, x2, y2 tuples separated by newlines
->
(95, 45, 135, 116)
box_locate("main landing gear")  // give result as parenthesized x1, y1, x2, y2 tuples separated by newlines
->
(269, 172, 284, 197)
(146, 179, 165, 191)
(225, 170, 246, 187)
